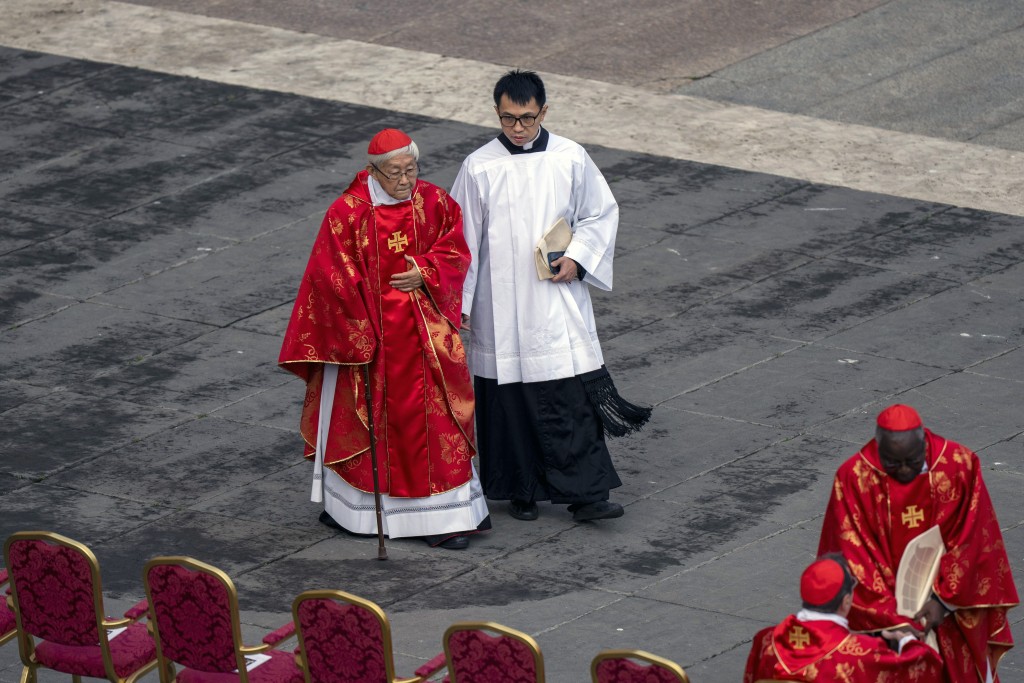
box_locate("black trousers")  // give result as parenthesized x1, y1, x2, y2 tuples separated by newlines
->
(474, 375, 622, 505)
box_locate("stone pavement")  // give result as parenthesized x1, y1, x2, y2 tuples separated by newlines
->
(2, 3, 1023, 682)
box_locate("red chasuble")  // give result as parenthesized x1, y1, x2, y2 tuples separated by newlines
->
(278, 171, 475, 497)
(744, 616, 942, 682)
(818, 430, 1018, 682)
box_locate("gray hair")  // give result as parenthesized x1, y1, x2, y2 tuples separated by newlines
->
(368, 140, 419, 166)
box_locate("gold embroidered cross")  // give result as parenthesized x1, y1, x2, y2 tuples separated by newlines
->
(387, 231, 408, 253)
(901, 505, 925, 528)
(788, 626, 810, 649)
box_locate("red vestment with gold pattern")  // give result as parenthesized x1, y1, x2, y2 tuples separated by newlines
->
(744, 615, 942, 682)
(278, 171, 475, 498)
(818, 429, 1018, 682)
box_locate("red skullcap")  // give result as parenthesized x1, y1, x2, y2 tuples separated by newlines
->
(368, 128, 413, 155)
(876, 404, 922, 431)
(800, 558, 845, 605)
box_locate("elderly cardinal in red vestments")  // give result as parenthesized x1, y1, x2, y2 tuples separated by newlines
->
(279, 129, 489, 550)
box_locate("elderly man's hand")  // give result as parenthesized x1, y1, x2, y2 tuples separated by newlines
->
(390, 255, 423, 292)
(914, 597, 948, 635)
(550, 256, 578, 283)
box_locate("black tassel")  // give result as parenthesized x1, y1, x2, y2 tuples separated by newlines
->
(580, 366, 652, 437)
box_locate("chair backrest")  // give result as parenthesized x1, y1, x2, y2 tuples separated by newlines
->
(443, 622, 544, 683)
(144, 556, 246, 677)
(590, 649, 690, 683)
(3, 531, 103, 647)
(293, 589, 395, 683)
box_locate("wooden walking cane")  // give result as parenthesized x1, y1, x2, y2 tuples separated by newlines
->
(362, 363, 388, 560)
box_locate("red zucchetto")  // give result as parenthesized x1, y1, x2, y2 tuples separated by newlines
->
(368, 128, 413, 155)
(800, 558, 845, 605)
(876, 404, 922, 431)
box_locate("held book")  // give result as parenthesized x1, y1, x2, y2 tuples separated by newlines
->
(895, 524, 945, 652)
(535, 217, 573, 280)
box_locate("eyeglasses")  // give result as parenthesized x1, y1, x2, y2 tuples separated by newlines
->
(498, 112, 541, 128)
(372, 163, 419, 182)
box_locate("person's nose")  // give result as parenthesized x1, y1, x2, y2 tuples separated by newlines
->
(513, 119, 525, 132)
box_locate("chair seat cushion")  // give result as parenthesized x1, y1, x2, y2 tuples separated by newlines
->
(176, 650, 302, 683)
(0, 601, 15, 638)
(34, 621, 156, 678)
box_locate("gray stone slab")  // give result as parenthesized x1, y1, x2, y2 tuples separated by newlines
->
(230, 301, 293, 337)
(81, 327, 290, 414)
(89, 509, 325, 597)
(807, 372, 1024, 456)
(115, 164, 335, 241)
(969, 348, 1024, 384)
(977, 431, 1024, 476)
(822, 285, 1023, 371)
(0, 483, 172, 547)
(685, 184, 945, 257)
(91, 225, 314, 326)
(609, 408, 794, 500)
(0, 220, 236, 300)
(0, 199, 82, 256)
(45, 415, 299, 506)
(831, 206, 1024, 284)
(0, 389, 189, 479)
(233, 534, 482, 613)
(636, 523, 822, 623)
(0, 286, 74, 328)
(0, 47, 114, 106)
(189, 460, 312, 531)
(210, 376, 305, 430)
(664, 345, 945, 430)
(0, 137, 248, 217)
(688, 258, 954, 341)
(595, 237, 815, 338)
(0, 303, 214, 387)
(650, 433, 842, 536)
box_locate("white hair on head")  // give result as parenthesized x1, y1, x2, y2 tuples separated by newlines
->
(368, 140, 419, 166)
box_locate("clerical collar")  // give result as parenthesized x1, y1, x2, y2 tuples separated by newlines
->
(497, 127, 549, 155)
(796, 609, 848, 630)
(368, 174, 411, 206)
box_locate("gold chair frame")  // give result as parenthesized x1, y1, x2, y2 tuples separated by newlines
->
(292, 588, 425, 683)
(143, 555, 284, 683)
(1, 569, 17, 648)
(4, 530, 158, 683)
(442, 621, 545, 683)
(590, 649, 690, 683)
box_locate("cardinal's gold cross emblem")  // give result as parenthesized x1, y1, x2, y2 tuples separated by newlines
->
(788, 626, 810, 649)
(387, 231, 408, 253)
(901, 505, 925, 528)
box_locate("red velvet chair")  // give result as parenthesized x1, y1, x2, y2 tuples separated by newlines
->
(3, 531, 159, 683)
(415, 621, 545, 683)
(590, 649, 690, 683)
(0, 568, 17, 648)
(143, 556, 302, 683)
(292, 589, 427, 683)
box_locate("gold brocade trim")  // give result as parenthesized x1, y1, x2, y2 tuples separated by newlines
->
(413, 291, 475, 453)
(777, 633, 853, 675)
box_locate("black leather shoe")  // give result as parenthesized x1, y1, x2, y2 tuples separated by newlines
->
(571, 501, 624, 522)
(319, 510, 342, 530)
(508, 500, 539, 521)
(422, 534, 470, 550)
(438, 535, 469, 550)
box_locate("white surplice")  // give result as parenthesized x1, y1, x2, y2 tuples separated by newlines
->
(451, 130, 619, 384)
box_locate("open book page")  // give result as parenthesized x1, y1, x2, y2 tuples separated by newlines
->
(534, 217, 573, 280)
(895, 524, 945, 651)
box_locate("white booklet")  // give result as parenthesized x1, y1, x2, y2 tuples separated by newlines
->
(895, 524, 945, 651)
